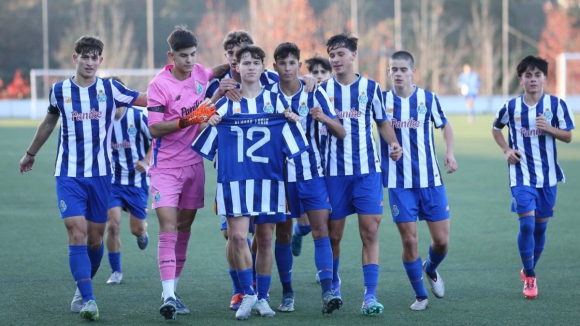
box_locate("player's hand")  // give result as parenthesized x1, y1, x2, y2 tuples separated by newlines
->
(218, 78, 240, 98)
(389, 142, 403, 161)
(301, 75, 317, 93)
(309, 106, 326, 123)
(208, 114, 222, 126)
(284, 111, 300, 123)
(505, 148, 522, 165)
(177, 99, 216, 129)
(535, 113, 552, 132)
(444, 152, 458, 174)
(19, 152, 35, 174)
(134, 159, 148, 173)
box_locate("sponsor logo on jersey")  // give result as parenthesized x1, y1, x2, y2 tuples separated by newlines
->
(60, 200, 67, 212)
(71, 109, 102, 121)
(417, 102, 427, 114)
(298, 102, 309, 115)
(387, 108, 394, 114)
(329, 97, 335, 102)
(392, 204, 399, 216)
(391, 117, 420, 129)
(515, 116, 521, 121)
(264, 102, 274, 113)
(127, 124, 137, 136)
(234, 107, 241, 113)
(97, 89, 107, 102)
(65, 98, 72, 103)
(543, 108, 553, 120)
(358, 91, 368, 104)
(335, 108, 362, 119)
(196, 81, 203, 95)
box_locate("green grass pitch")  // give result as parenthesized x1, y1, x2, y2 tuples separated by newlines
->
(1, 114, 579, 325)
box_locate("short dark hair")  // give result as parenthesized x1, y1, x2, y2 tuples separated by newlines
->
(74, 36, 104, 56)
(223, 30, 254, 51)
(274, 42, 301, 62)
(235, 44, 266, 64)
(167, 25, 198, 52)
(390, 51, 415, 68)
(305, 56, 332, 73)
(326, 33, 358, 53)
(516, 55, 548, 77)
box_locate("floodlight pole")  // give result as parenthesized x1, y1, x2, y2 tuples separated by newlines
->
(502, 0, 509, 99)
(351, 0, 359, 72)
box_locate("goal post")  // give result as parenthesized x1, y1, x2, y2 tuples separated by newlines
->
(29, 68, 158, 119)
(556, 52, 580, 100)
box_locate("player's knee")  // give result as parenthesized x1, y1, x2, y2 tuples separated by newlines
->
(401, 236, 418, 251)
(431, 241, 448, 253)
(256, 234, 273, 250)
(87, 238, 103, 250)
(107, 222, 121, 236)
(329, 232, 343, 246)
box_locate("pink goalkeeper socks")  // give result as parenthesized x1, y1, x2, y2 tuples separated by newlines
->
(158, 232, 177, 281)
(175, 231, 191, 278)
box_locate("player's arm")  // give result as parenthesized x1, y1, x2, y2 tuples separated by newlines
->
(309, 107, 346, 139)
(211, 63, 230, 79)
(440, 121, 458, 174)
(535, 113, 572, 143)
(19, 112, 60, 174)
(491, 119, 522, 164)
(133, 92, 148, 107)
(377, 120, 402, 161)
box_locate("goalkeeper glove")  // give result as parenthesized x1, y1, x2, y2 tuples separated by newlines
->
(177, 99, 216, 129)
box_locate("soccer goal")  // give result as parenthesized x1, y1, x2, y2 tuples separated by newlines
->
(29, 68, 158, 119)
(556, 53, 580, 100)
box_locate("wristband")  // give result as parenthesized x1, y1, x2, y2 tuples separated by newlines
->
(26, 151, 36, 157)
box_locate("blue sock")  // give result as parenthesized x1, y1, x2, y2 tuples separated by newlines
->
(363, 264, 379, 301)
(87, 242, 104, 279)
(275, 241, 294, 294)
(518, 216, 535, 277)
(425, 245, 447, 276)
(332, 257, 341, 289)
(314, 237, 333, 294)
(69, 245, 94, 302)
(294, 223, 311, 236)
(230, 268, 243, 295)
(108, 252, 121, 273)
(256, 274, 271, 300)
(404, 258, 428, 299)
(237, 268, 255, 295)
(533, 220, 548, 268)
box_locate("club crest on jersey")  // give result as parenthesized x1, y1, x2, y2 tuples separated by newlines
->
(176, 95, 181, 101)
(154, 191, 161, 203)
(264, 102, 274, 113)
(59, 200, 67, 213)
(195, 81, 203, 94)
(65, 97, 72, 103)
(417, 102, 427, 114)
(392, 205, 399, 216)
(298, 102, 309, 115)
(97, 89, 107, 102)
(358, 91, 368, 104)
(127, 124, 137, 136)
(543, 108, 553, 120)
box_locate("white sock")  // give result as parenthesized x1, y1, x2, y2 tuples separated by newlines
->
(162, 280, 175, 300)
(174, 277, 180, 293)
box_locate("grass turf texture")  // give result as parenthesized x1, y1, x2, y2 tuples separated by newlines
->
(1, 114, 579, 325)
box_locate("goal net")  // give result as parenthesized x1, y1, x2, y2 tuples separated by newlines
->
(29, 69, 158, 119)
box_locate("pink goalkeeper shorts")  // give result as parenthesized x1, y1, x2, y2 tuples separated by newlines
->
(149, 163, 205, 210)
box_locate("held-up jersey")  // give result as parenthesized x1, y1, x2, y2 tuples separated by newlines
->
(215, 88, 290, 116)
(191, 114, 310, 217)
(110, 107, 151, 188)
(493, 93, 575, 188)
(265, 81, 336, 182)
(320, 75, 386, 176)
(382, 87, 447, 189)
(48, 77, 139, 177)
(206, 69, 279, 99)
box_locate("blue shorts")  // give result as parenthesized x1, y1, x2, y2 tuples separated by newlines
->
(387, 185, 450, 223)
(510, 185, 557, 218)
(55, 175, 112, 223)
(286, 177, 331, 218)
(326, 173, 383, 220)
(254, 213, 287, 224)
(109, 184, 149, 220)
(220, 215, 255, 234)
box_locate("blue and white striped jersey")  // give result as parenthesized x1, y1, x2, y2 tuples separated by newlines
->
(494, 93, 575, 188)
(265, 81, 336, 182)
(320, 75, 386, 176)
(215, 88, 290, 116)
(110, 107, 151, 188)
(48, 77, 139, 177)
(206, 68, 279, 99)
(192, 114, 310, 217)
(381, 87, 447, 189)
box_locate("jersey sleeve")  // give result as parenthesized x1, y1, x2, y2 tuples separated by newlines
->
(191, 125, 218, 160)
(431, 94, 448, 129)
(555, 97, 575, 131)
(206, 78, 220, 99)
(493, 101, 510, 130)
(282, 120, 310, 159)
(215, 97, 231, 117)
(146, 80, 166, 125)
(275, 92, 291, 113)
(140, 113, 152, 140)
(371, 83, 387, 122)
(111, 79, 139, 108)
(314, 87, 337, 119)
(261, 69, 279, 86)
(47, 85, 59, 115)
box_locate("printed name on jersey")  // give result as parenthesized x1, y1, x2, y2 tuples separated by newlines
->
(391, 117, 421, 129)
(181, 99, 204, 117)
(71, 109, 102, 121)
(335, 108, 362, 119)
(111, 140, 133, 149)
(520, 127, 546, 137)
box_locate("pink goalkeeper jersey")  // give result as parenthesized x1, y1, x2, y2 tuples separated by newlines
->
(147, 64, 214, 168)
